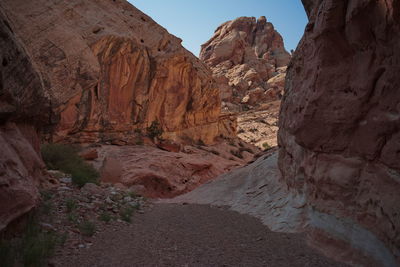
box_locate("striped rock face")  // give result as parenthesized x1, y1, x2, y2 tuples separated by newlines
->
(279, 0, 400, 266)
(1, 0, 228, 145)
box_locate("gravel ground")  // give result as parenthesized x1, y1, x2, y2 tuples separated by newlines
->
(53, 203, 347, 267)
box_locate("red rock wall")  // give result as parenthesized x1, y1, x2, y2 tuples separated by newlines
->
(279, 0, 400, 265)
(1, 0, 223, 145)
(0, 10, 49, 231)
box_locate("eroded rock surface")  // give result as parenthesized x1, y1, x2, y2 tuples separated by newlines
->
(279, 0, 400, 265)
(0, 10, 49, 230)
(200, 16, 290, 111)
(89, 140, 258, 198)
(1, 0, 226, 145)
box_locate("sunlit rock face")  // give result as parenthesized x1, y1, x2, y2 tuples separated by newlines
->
(2, 0, 226, 145)
(0, 10, 49, 230)
(200, 16, 290, 111)
(279, 0, 400, 265)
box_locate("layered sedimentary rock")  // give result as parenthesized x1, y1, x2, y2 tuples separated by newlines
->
(200, 16, 290, 111)
(1, 0, 225, 145)
(0, 10, 49, 230)
(279, 0, 400, 265)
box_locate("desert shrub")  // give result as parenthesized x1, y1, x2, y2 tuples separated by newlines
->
(0, 214, 66, 267)
(146, 120, 163, 140)
(41, 144, 99, 187)
(135, 137, 144, 145)
(98, 212, 112, 223)
(120, 206, 135, 223)
(249, 128, 258, 133)
(237, 129, 245, 134)
(262, 142, 271, 150)
(67, 213, 79, 224)
(197, 139, 205, 146)
(230, 150, 243, 159)
(78, 220, 96, 237)
(21, 216, 60, 267)
(65, 199, 77, 213)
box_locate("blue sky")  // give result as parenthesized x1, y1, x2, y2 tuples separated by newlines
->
(129, 0, 308, 57)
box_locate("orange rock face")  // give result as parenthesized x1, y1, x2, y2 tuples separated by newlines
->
(279, 0, 400, 265)
(200, 16, 290, 111)
(2, 0, 226, 145)
(0, 11, 49, 230)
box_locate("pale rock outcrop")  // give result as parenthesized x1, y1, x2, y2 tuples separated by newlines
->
(1, 0, 227, 145)
(200, 16, 290, 111)
(0, 10, 49, 230)
(279, 0, 400, 265)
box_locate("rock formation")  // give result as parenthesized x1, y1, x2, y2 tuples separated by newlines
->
(200, 16, 290, 112)
(0, 10, 49, 231)
(279, 0, 400, 265)
(1, 0, 228, 145)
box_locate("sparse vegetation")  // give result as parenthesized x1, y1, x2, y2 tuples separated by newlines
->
(0, 215, 64, 267)
(249, 128, 258, 133)
(230, 149, 243, 159)
(262, 142, 271, 150)
(41, 144, 99, 187)
(146, 120, 163, 140)
(228, 140, 236, 147)
(98, 211, 112, 223)
(135, 137, 144, 145)
(78, 220, 96, 237)
(237, 129, 245, 134)
(120, 206, 135, 223)
(65, 198, 77, 213)
(197, 139, 206, 146)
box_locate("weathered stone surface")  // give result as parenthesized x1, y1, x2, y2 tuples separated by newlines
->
(279, 0, 400, 265)
(93, 143, 257, 198)
(2, 0, 226, 145)
(0, 10, 49, 230)
(200, 16, 290, 111)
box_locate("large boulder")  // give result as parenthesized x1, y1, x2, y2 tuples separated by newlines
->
(0, 10, 49, 230)
(1, 0, 227, 145)
(279, 0, 400, 265)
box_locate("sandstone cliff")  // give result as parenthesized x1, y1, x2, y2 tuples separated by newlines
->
(200, 16, 290, 112)
(279, 0, 400, 265)
(1, 0, 227, 145)
(0, 10, 49, 231)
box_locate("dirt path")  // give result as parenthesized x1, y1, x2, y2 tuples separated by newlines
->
(54, 203, 347, 267)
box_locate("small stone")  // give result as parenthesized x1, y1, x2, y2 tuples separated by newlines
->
(60, 177, 72, 184)
(78, 244, 85, 249)
(58, 186, 72, 191)
(105, 197, 114, 204)
(123, 196, 132, 202)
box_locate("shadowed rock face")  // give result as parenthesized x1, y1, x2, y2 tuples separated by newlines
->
(279, 0, 400, 265)
(200, 16, 290, 111)
(1, 0, 224, 145)
(0, 10, 49, 231)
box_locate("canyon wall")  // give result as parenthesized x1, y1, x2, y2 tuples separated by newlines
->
(1, 0, 226, 145)
(200, 16, 290, 111)
(0, 10, 49, 231)
(279, 0, 400, 265)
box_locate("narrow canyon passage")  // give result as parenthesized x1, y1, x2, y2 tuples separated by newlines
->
(53, 204, 347, 267)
